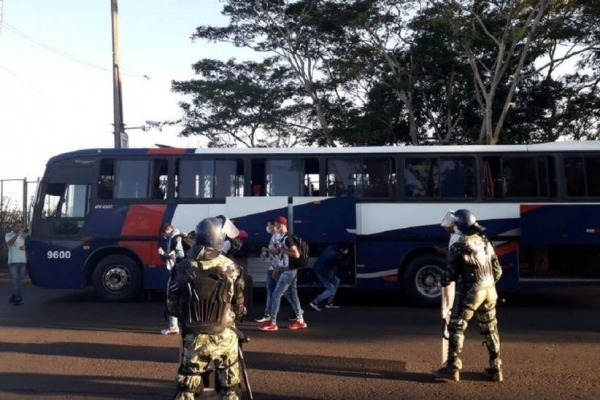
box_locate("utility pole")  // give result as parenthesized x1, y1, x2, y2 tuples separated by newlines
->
(111, 0, 125, 148)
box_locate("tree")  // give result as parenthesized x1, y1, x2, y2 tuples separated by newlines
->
(172, 58, 316, 147)
(192, 0, 344, 146)
(438, 0, 599, 144)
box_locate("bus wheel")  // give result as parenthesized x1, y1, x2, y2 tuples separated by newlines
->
(402, 254, 445, 306)
(92, 255, 142, 302)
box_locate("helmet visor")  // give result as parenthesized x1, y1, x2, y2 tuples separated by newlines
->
(440, 211, 457, 228)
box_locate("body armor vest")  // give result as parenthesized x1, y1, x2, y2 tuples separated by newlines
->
(177, 256, 235, 334)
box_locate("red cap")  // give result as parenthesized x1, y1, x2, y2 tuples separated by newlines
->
(276, 216, 287, 225)
(238, 230, 248, 240)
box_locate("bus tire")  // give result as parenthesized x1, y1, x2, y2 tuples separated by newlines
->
(401, 254, 445, 306)
(92, 255, 142, 302)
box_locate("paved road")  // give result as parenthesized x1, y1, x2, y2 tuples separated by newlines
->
(1, 277, 600, 399)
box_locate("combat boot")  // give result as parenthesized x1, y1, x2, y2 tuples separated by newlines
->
(433, 366, 460, 382)
(484, 354, 503, 382)
(484, 367, 503, 382)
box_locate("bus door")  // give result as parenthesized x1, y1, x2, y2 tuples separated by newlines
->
(520, 204, 600, 280)
(292, 196, 357, 286)
(29, 165, 93, 288)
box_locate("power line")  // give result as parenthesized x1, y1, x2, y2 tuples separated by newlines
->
(3, 22, 149, 79)
(0, 63, 46, 96)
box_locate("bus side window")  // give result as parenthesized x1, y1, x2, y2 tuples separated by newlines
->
(265, 159, 302, 196)
(483, 157, 503, 198)
(585, 156, 600, 197)
(364, 158, 392, 198)
(303, 158, 319, 197)
(564, 156, 586, 197)
(440, 157, 476, 198)
(327, 159, 363, 197)
(150, 159, 168, 200)
(98, 160, 114, 200)
(503, 157, 537, 197)
(404, 158, 439, 197)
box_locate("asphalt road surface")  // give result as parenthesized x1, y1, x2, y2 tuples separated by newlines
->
(1, 277, 600, 399)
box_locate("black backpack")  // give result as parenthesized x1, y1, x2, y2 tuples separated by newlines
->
(178, 264, 233, 334)
(283, 234, 310, 269)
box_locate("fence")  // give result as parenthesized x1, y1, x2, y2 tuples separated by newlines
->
(1, 178, 40, 269)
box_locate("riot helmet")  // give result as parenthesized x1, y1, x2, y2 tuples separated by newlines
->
(195, 217, 226, 252)
(454, 209, 486, 235)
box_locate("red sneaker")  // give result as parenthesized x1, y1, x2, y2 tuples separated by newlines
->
(288, 319, 307, 330)
(259, 321, 278, 331)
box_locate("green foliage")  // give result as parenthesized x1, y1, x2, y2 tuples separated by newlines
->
(173, 0, 599, 147)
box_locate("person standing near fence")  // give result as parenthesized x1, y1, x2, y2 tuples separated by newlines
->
(5, 220, 27, 305)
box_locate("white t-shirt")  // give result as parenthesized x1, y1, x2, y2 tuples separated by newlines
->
(5, 232, 27, 264)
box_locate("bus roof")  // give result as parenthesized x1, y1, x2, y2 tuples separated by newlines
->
(47, 141, 600, 164)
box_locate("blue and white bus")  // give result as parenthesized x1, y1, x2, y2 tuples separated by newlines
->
(27, 142, 600, 304)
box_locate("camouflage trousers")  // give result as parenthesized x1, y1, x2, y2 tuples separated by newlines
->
(175, 328, 240, 400)
(447, 285, 502, 370)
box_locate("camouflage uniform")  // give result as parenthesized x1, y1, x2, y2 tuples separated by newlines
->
(168, 252, 246, 400)
(443, 233, 503, 378)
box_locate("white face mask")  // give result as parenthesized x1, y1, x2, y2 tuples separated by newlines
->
(266, 226, 272, 234)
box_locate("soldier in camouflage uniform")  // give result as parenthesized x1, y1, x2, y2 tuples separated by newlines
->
(167, 217, 247, 400)
(434, 209, 504, 383)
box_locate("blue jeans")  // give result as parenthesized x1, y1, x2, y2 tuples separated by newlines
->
(264, 269, 300, 317)
(8, 263, 26, 300)
(269, 269, 303, 323)
(313, 267, 340, 305)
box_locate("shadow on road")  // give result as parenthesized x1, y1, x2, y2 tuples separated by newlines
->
(0, 372, 171, 399)
(0, 341, 177, 364)
(241, 351, 434, 383)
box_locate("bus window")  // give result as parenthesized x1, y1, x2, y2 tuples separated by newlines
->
(537, 156, 557, 198)
(177, 159, 243, 198)
(363, 159, 393, 198)
(404, 158, 439, 197)
(115, 160, 149, 199)
(215, 159, 243, 197)
(266, 159, 303, 196)
(503, 157, 537, 197)
(98, 160, 150, 199)
(564, 157, 586, 197)
(41, 183, 89, 235)
(327, 159, 363, 197)
(150, 159, 168, 200)
(326, 158, 392, 198)
(484, 156, 557, 199)
(303, 158, 320, 196)
(439, 157, 476, 198)
(43, 183, 89, 219)
(585, 156, 600, 197)
(98, 161, 114, 200)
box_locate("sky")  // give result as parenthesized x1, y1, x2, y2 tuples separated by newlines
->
(0, 0, 252, 182)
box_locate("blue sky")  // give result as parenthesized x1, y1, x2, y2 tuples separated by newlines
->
(0, 0, 251, 181)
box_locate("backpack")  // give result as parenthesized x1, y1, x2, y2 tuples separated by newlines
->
(177, 262, 233, 334)
(283, 234, 310, 269)
(173, 232, 196, 260)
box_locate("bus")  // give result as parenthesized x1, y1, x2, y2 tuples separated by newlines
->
(27, 142, 600, 304)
